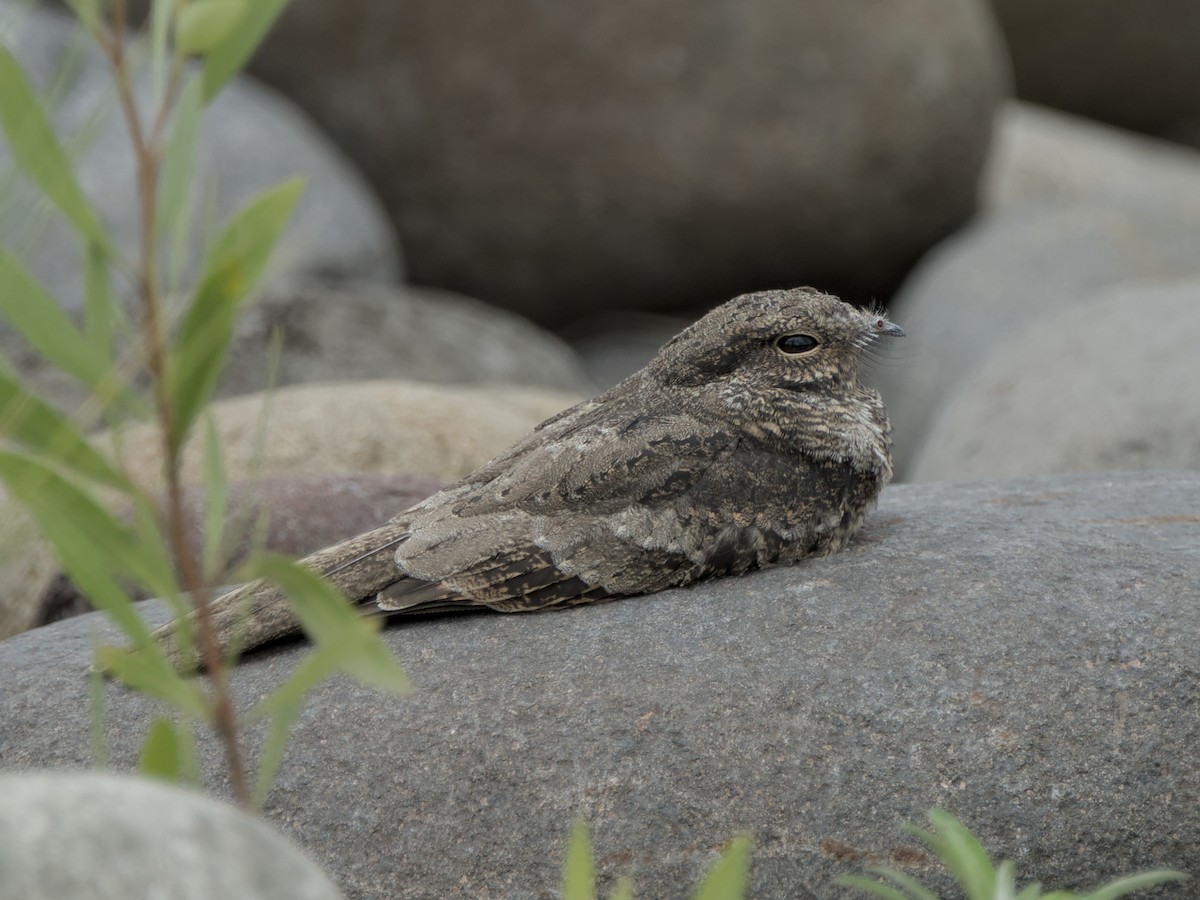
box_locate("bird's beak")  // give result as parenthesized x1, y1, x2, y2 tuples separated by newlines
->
(878, 321, 905, 338)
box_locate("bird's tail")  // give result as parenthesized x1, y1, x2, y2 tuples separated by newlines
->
(148, 521, 410, 671)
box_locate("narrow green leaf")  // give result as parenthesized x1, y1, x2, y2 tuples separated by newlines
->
(0, 45, 112, 252)
(177, 1, 245, 57)
(82, 239, 116, 361)
(834, 875, 912, 900)
(693, 835, 751, 900)
(139, 717, 184, 780)
(1015, 883, 1044, 900)
(201, 0, 290, 103)
(0, 450, 171, 652)
(0, 249, 112, 389)
(248, 554, 410, 694)
(97, 645, 210, 720)
(607, 876, 635, 900)
(249, 649, 338, 807)
(1081, 870, 1188, 900)
(996, 860, 1019, 900)
(0, 362, 132, 491)
(200, 412, 228, 581)
(168, 178, 303, 448)
(563, 819, 596, 900)
(861, 865, 940, 900)
(156, 77, 202, 250)
(63, 0, 101, 34)
(912, 811, 995, 900)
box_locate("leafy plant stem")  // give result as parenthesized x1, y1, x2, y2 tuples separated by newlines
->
(99, 0, 250, 809)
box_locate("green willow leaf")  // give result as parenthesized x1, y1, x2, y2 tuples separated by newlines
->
(607, 877, 635, 900)
(201, 0, 290, 103)
(0, 249, 112, 389)
(247, 554, 409, 695)
(692, 836, 751, 900)
(139, 717, 184, 781)
(168, 178, 303, 449)
(177, 1, 245, 57)
(562, 819, 596, 900)
(63, 0, 101, 34)
(248, 648, 339, 807)
(0, 45, 112, 253)
(96, 645, 210, 720)
(0, 363, 131, 491)
(0, 450, 170, 652)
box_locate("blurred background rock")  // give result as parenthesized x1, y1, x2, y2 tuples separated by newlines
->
(0, 0, 1197, 598)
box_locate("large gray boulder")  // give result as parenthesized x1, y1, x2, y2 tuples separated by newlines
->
(989, 0, 1200, 136)
(880, 103, 1200, 478)
(0, 772, 342, 899)
(1, 472, 1195, 898)
(242, 0, 1007, 324)
(0, 2, 400, 315)
(910, 280, 1200, 481)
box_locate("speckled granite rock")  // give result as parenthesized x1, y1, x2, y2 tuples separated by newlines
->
(2, 472, 1195, 898)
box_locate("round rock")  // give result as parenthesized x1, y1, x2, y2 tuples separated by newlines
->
(991, 0, 1200, 135)
(244, 0, 1007, 323)
(222, 278, 595, 396)
(0, 772, 342, 900)
(1, 472, 1195, 897)
(880, 106, 1200, 478)
(909, 281, 1200, 481)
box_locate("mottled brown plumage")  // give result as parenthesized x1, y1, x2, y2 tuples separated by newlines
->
(151, 287, 903, 666)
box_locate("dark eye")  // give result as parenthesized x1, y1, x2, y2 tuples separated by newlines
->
(775, 334, 819, 354)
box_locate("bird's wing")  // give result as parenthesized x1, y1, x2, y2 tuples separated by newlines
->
(378, 407, 741, 614)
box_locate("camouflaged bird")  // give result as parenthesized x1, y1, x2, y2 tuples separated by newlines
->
(151, 287, 904, 665)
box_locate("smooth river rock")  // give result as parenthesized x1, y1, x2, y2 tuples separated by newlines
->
(1, 471, 1195, 898)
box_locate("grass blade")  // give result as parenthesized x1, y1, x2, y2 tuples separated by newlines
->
(200, 412, 228, 580)
(834, 875, 913, 900)
(167, 177, 303, 448)
(83, 239, 115, 360)
(0, 45, 113, 253)
(1081, 870, 1188, 900)
(156, 76, 202, 273)
(911, 810, 996, 900)
(693, 835, 752, 900)
(563, 819, 596, 900)
(200, 0, 290, 102)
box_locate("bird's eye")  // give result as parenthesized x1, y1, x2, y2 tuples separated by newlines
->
(775, 334, 819, 355)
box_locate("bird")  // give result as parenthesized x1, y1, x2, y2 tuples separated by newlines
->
(149, 286, 904, 667)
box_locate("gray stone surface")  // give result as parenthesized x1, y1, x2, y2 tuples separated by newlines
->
(0, 2, 400, 316)
(989, 0, 1200, 135)
(242, 0, 1007, 324)
(0, 771, 343, 899)
(910, 281, 1200, 482)
(223, 278, 595, 397)
(880, 106, 1200, 478)
(562, 309, 695, 389)
(2, 472, 1196, 898)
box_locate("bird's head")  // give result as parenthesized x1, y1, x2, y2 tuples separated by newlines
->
(649, 287, 904, 398)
